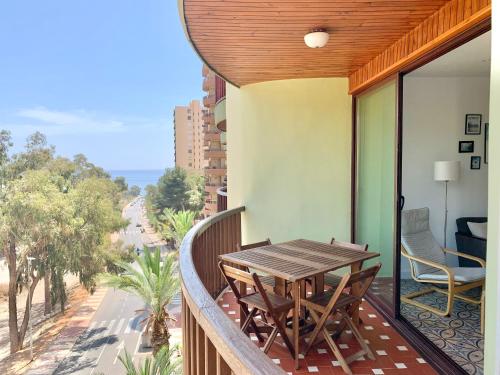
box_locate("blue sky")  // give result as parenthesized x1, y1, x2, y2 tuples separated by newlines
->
(0, 0, 203, 170)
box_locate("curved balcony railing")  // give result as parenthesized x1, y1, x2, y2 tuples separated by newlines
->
(217, 186, 227, 212)
(180, 207, 286, 375)
(215, 75, 226, 103)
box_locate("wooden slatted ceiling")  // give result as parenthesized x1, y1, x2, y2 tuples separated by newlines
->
(349, 0, 491, 93)
(182, 0, 450, 87)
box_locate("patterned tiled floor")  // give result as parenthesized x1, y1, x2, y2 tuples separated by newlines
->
(400, 279, 483, 375)
(218, 289, 437, 375)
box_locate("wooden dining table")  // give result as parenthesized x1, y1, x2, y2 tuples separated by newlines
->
(219, 238, 380, 369)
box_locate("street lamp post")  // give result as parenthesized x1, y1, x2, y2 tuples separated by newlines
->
(27, 256, 35, 361)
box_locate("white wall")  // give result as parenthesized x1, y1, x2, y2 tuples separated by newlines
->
(402, 76, 490, 274)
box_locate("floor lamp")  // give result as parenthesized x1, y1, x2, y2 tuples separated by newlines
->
(434, 161, 460, 248)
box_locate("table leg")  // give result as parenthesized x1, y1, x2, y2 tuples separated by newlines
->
(350, 261, 362, 325)
(293, 281, 300, 369)
(314, 273, 325, 295)
(274, 276, 286, 297)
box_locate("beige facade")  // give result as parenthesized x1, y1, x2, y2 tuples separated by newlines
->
(174, 100, 205, 174)
(202, 65, 227, 216)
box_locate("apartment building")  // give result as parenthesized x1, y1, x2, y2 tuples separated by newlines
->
(173, 100, 204, 174)
(202, 64, 227, 216)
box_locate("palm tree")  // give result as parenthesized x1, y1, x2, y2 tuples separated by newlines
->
(159, 209, 196, 250)
(100, 248, 180, 354)
(119, 345, 181, 375)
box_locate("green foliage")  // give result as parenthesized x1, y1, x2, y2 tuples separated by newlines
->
(102, 240, 135, 274)
(0, 131, 132, 352)
(99, 248, 180, 354)
(154, 167, 191, 212)
(119, 345, 181, 375)
(159, 209, 196, 250)
(186, 173, 205, 213)
(144, 168, 204, 246)
(114, 176, 128, 192)
(129, 185, 141, 197)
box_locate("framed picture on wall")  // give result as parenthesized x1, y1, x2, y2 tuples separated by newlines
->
(471, 156, 481, 170)
(459, 141, 474, 153)
(465, 114, 482, 135)
(485, 123, 489, 164)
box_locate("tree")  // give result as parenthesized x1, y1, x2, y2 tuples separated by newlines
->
(159, 209, 196, 250)
(186, 174, 205, 213)
(154, 168, 190, 212)
(129, 185, 141, 197)
(0, 131, 130, 353)
(7, 132, 54, 178)
(72, 153, 110, 182)
(99, 248, 180, 354)
(1, 169, 69, 352)
(114, 176, 128, 192)
(119, 345, 181, 375)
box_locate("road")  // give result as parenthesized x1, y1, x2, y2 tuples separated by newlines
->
(54, 198, 175, 375)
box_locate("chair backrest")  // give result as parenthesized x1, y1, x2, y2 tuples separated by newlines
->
(401, 208, 446, 277)
(218, 261, 275, 311)
(237, 238, 271, 251)
(330, 238, 368, 252)
(343, 263, 381, 297)
(324, 264, 382, 314)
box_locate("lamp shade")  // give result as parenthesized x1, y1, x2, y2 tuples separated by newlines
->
(434, 161, 460, 181)
(304, 30, 329, 48)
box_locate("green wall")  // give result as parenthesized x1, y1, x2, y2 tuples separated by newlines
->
(356, 82, 397, 277)
(226, 78, 352, 244)
(484, 5, 499, 373)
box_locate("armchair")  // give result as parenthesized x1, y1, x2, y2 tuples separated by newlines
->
(400, 208, 485, 331)
(455, 217, 487, 267)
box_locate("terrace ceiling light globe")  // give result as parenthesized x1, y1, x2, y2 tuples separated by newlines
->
(304, 29, 329, 48)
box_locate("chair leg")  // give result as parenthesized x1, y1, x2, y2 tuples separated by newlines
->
(274, 312, 295, 358)
(322, 327, 352, 375)
(263, 327, 279, 354)
(241, 308, 257, 333)
(344, 314, 375, 360)
(303, 309, 323, 355)
(241, 308, 264, 342)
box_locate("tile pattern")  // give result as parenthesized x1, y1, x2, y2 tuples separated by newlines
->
(400, 279, 483, 375)
(218, 289, 437, 375)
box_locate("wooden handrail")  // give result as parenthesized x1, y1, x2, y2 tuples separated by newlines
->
(180, 206, 286, 375)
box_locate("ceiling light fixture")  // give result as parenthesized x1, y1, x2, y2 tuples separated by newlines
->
(304, 29, 329, 48)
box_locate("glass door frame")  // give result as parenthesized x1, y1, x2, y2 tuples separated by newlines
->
(350, 19, 491, 374)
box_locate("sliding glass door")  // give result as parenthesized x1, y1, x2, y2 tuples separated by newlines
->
(355, 80, 398, 312)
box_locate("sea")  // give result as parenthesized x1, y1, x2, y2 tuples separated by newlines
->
(108, 169, 165, 194)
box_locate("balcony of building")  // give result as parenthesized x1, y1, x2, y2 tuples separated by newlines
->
(216, 186, 227, 212)
(180, 1, 494, 375)
(180, 209, 438, 375)
(202, 63, 210, 78)
(205, 183, 219, 194)
(205, 167, 226, 177)
(203, 94, 215, 108)
(203, 74, 215, 92)
(204, 149, 226, 159)
(204, 130, 221, 142)
(203, 111, 215, 125)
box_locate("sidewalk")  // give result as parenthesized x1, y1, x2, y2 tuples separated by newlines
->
(0, 274, 80, 364)
(24, 287, 107, 375)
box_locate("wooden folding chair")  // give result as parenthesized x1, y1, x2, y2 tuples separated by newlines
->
(324, 238, 369, 289)
(302, 264, 382, 375)
(218, 261, 296, 357)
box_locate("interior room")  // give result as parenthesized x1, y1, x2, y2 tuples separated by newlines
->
(400, 31, 491, 375)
